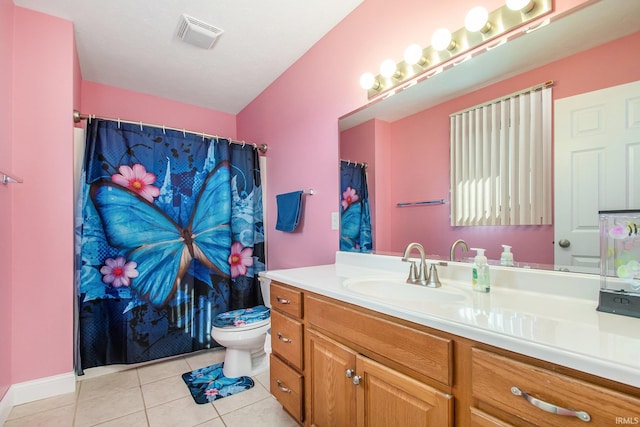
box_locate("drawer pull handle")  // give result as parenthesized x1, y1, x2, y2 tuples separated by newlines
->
(510, 386, 591, 422)
(277, 332, 292, 343)
(276, 380, 291, 394)
(276, 296, 291, 304)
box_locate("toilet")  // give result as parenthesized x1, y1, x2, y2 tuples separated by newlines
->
(211, 278, 271, 378)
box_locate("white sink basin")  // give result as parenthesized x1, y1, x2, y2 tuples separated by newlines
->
(342, 276, 469, 303)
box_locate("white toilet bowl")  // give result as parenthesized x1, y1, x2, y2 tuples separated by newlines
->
(211, 317, 270, 378)
(210, 278, 272, 378)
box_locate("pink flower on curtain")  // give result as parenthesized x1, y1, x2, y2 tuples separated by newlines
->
(112, 164, 160, 202)
(100, 256, 139, 288)
(228, 242, 254, 278)
(341, 186, 359, 210)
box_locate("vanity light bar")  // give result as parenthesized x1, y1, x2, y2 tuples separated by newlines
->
(364, 0, 553, 99)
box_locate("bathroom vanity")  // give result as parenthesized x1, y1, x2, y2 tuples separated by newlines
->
(263, 252, 640, 426)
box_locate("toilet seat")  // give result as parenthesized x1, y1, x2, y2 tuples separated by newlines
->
(212, 305, 270, 331)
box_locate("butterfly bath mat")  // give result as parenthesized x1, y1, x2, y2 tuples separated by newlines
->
(182, 362, 254, 404)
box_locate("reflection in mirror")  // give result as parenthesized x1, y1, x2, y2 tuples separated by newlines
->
(339, 0, 640, 273)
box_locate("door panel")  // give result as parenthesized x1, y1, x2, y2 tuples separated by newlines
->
(554, 80, 640, 272)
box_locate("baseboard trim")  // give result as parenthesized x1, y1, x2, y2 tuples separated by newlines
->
(0, 388, 13, 426)
(9, 372, 76, 406)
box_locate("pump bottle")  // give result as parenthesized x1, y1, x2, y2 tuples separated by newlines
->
(471, 248, 490, 293)
(500, 245, 514, 266)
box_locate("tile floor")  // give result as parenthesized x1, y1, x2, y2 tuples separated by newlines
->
(4, 349, 298, 427)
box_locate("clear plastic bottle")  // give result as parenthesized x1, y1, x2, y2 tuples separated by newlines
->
(500, 244, 514, 266)
(471, 248, 490, 293)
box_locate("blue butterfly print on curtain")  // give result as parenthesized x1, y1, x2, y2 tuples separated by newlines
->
(76, 119, 265, 371)
(90, 162, 232, 308)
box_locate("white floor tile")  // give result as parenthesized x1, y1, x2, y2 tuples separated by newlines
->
(220, 396, 298, 427)
(4, 353, 283, 427)
(142, 375, 191, 408)
(147, 396, 219, 427)
(75, 386, 144, 427)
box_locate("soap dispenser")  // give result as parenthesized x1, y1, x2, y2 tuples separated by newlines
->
(471, 248, 490, 293)
(500, 245, 514, 266)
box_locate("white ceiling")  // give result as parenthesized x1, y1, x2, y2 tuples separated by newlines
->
(13, 0, 364, 114)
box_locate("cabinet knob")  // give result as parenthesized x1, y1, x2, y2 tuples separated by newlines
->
(510, 386, 590, 422)
(352, 375, 362, 385)
(345, 369, 355, 378)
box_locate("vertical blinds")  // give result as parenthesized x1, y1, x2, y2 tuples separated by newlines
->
(450, 86, 552, 226)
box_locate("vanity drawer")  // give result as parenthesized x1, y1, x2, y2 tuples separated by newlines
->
(270, 354, 304, 423)
(471, 348, 640, 426)
(271, 310, 304, 370)
(469, 408, 514, 427)
(306, 295, 452, 385)
(270, 281, 303, 318)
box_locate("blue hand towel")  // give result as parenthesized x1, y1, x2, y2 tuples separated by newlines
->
(275, 191, 304, 232)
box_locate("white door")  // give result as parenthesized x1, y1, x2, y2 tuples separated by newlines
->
(554, 80, 640, 272)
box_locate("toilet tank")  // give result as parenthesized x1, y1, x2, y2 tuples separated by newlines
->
(260, 277, 271, 308)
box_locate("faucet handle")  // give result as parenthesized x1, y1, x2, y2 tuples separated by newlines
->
(426, 264, 442, 288)
(403, 260, 418, 284)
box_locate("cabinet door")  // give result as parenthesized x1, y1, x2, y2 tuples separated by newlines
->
(356, 355, 453, 427)
(307, 329, 357, 427)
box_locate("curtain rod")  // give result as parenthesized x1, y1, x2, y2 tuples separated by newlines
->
(450, 80, 554, 117)
(73, 110, 268, 154)
(340, 158, 368, 168)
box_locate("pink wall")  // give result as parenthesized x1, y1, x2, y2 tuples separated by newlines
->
(0, 0, 14, 400)
(237, 0, 592, 270)
(11, 7, 75, 383)
(81, 81, 237, 137)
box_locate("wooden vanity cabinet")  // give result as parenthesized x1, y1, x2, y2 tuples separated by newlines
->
(470, 347, 640, 426)
(270, 282, 305, 423)
(305, 293, 453, 427)
(269, 281, 640, 427)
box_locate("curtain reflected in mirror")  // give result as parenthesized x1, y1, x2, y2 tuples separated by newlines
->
(340, 160, 372, 253)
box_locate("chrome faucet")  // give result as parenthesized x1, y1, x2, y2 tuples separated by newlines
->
(402, 242, 428, 286)
(450, 239, 469, 261)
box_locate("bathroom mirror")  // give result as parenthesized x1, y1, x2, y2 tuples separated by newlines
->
(338, 0, 640, 272)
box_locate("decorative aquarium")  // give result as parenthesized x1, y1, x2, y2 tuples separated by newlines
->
(597, 210, 640, 318)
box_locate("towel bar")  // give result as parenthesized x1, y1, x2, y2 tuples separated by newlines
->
(397, 199, 446, 207)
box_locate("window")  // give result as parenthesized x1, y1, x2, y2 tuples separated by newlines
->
(450, 86, 552, 226)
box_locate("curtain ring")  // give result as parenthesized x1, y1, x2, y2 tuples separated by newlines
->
(253, 143, 257, 150)
(139, 121, 143, 131)
(202, 132, 205, 141)
(183, 129, 186, 138)
(242, 141, 246, 148)
(162, 125, 166, 134)
(117, 118, 121, 128)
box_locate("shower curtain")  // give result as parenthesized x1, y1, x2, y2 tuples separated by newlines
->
(340, 161, 372, 252)
(75, 119, 264, 372)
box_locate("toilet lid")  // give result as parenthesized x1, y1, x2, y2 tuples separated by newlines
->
(213, 305, 270, 329)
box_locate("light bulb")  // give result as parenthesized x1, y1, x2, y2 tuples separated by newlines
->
(359, 72, 377, 90)
(404, 44, 425, 66)
(506, 0, 535, 12)
(431, 28, 455, 51)
(380, 59, 398, 78)
(465, 6, 490, 33)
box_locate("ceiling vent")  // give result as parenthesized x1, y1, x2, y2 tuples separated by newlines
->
(176, 14, 224, 49)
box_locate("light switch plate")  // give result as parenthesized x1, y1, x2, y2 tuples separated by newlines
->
(331, 212, 339, 230)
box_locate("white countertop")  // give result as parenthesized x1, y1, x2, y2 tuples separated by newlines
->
(262, 252, 640, 388)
